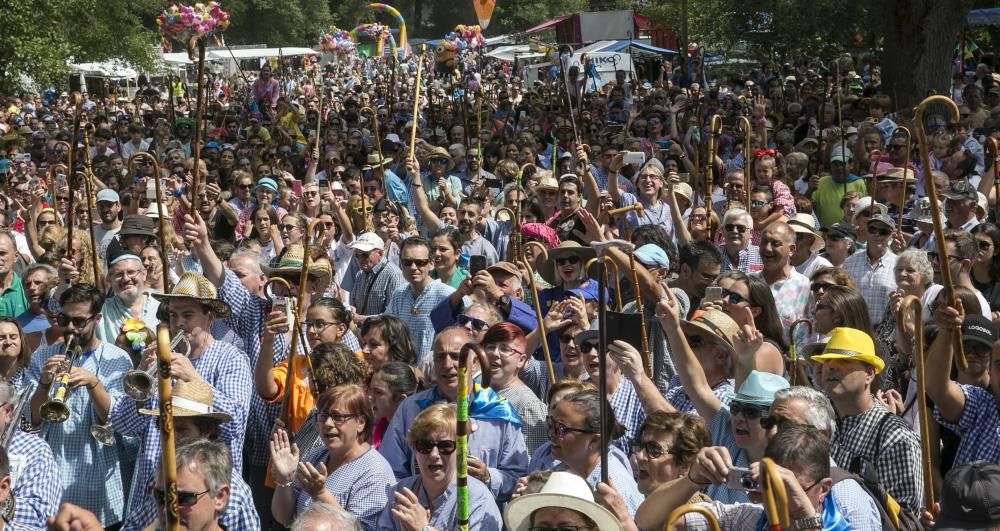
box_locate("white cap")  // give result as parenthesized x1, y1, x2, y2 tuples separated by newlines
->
(349, 232, 384, 252)
(145, 202, 168, 219)
(384, 133, 402, 145)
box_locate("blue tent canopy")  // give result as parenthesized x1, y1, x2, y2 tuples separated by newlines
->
(601, 40, 677, 56)
(967, 8, 1000, 27)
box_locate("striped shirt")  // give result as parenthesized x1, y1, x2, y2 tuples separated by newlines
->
(293, 447, 395, 530)
(29, 342, 133, 527)
(7, 429, 61, 528)
(933, 383, 1000, 466)
(830, 402, 923, 513)
(497, 383, 548, 454)
(353, 259, 406, 317)
(385, 280, 455, 361)
(842, 249, 897, 325)
(376, 475, 501, 531)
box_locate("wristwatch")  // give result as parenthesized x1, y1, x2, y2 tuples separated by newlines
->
(793, 514, 822, 530)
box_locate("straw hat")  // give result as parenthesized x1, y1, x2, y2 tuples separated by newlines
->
(152, 272, 231, 318)
(535, 174, 560, 192)
(139, 380, 232, 421)
(538, 241, 596, 285)
(787, 213, 825, 254)
(261, 244, 334, 291)
(424, 146, 455, 171)
(680, 309, 740, 356)
(361, 152, 391, 170)
(504, 472, 623, 531)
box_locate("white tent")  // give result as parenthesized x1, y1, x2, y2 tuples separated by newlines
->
(161, 47, 319, 65)
(486, 45, 545, 63)
(67, 60, 138, 79)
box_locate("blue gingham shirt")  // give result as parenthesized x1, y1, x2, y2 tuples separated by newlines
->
(934, 383, 1000, 466)
(665, 375, 734, 415)
(376, 475, 501, 531)
(719, 244, 764, 274)
(109, 339, 253, 530)
(842, 249, 897, 325)
(29, 342, 133, 527)
(707, 405, 751, 504)
(528, 440, 632, 474)
(292, 447, 395, 530)
(379, 387, 529, 502)
(353, 259, 406, 317)
(608, 379, 645, 457)
(384, 280, 455, 361)
(7, 429, 61, 528)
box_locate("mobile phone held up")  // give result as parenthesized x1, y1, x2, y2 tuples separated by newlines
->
(469, 255, 487, 277)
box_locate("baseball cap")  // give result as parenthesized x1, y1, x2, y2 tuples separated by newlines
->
(349, 232, 385, 252)
(811, 327, 885, 373)
(384, 133, 402, 145)
(961, 315, 998, 351)
(945, 180, 977, 202)
(830, 145, 853, 163)
(825, 222, 857, 241)
(866, 212, 896, 232)
(851, 197, 887, 224)
(935, 462, 1000, 530)
(96, 189, 120, 203)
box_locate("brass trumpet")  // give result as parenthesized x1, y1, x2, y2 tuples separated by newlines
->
(41, 334, 82, 423)
(122, 332, 192, 402)
(89, 421, 116, 447)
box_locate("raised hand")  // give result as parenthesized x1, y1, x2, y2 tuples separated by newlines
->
(269, 427, 300, 486)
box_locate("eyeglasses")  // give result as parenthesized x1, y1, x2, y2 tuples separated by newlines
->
(413, 439, 457, 455)
(458, 314, 490, 331)
(303, 320, 334, 332)
(56, 313, 93, 328)
(724, 224, 748, 233)
(433, 350, 462, 362)
(278, 224, 300, 232)
(868, 227, 893, 237)
(750, 200, 767, 208)
(152, 487, 209, 507)
(483, 343, 522, 357)
(353, 205, 374, 214)
(730, 401, 769, 420)
(316, 411, 358, 425)
(559, 333, 576, 344)
(927, 251, 963, 264)
(555, 256, 581, 266)
(354, 251, 373, 261)
(111, 268, 144, 282)
(37, 219, 56, 227)
(810, 282, 836, 293)
(721, 287, 747, 305)
(547, 416, 596, 439)
(633, 440, 673, 459)
(400, 258, 431, 268)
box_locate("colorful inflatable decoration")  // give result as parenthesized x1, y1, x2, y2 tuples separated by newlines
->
(157, 1, 230, 59)
(472, 0, 496, 30)
(435, 25, 485, 74)
(370, 3, 409, 57)
(351, 22, 396, 58)
(319, 27, 356, 57)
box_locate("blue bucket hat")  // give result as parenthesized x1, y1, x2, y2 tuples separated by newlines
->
(634, 244, 670, 269)
(731, 370, 789, 408)
(254, 177, 279, 194)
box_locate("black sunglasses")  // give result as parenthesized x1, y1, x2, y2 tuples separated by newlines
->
(555, 256, 581, 266)
(400, 258, 431, 268)
(152, 487, 209, 507)
(721, 287, 747, 305)
(868, 227, 893, 237)
(724, 223, 748, 233)
(458, 314, 490, 331)
(413, 439, 457, 455)
(56, 313, 92, 328)
(730, 401, 769, 420)
(810, 282, 836, 293)
(633, 440, 673, 459)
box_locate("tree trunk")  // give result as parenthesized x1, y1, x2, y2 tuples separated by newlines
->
(881, 0, 965, 117)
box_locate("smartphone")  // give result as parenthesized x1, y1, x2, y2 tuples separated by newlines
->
(484, 178, 502, 189)
(469, 255, 487, 277)
(623, 151, 646, 167)
(146, 180, 157, 200)
(292, 180, 302, 197)
(655, 140, 673, 150)
(56, 173, 67, 188)
(705, 286, 723, 303)
(318, 178, 329, 192)
(726, 467, 759, 491)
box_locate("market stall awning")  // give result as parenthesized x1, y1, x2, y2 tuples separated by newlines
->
(525, 15, 574, 34)
(68, 60, 138, 79)
(576, 39, 676, 56)
(486, 45, 545, 62)
(967, 8, 1000, 27)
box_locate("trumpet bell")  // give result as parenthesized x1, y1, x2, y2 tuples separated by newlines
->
(40, 401, 70, 423)
(123, 369, 154, 402)
(90, 424, 116, 446)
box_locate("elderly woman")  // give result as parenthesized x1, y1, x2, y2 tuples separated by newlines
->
(505, 471, 623, 531)
(819, 222, 857, 267)
(632, 411, 711, 501)
(270, 385, 396, 530)
(875, 248, 933, 392)
(376, 404, 502, 531)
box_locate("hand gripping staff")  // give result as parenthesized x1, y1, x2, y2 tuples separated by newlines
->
(456, 343, 489, 530)
(915, 95, 967, 370)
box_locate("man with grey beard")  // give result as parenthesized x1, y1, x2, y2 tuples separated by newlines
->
(95, 254, 160, 342)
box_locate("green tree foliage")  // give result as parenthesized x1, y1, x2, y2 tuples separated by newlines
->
(223, 0, 332, 47)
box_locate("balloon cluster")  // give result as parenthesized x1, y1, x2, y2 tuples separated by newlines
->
(357, 22, 390, 41)
(121, 317, 149, 354)
(441, 24, 484, 52)
(157, 2, 230, 57)
(319, 27, 356, 56)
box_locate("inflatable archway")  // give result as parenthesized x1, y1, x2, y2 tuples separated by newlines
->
(370, 3, 408, 57)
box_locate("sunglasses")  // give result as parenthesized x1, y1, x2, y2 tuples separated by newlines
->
(56, 313, 93, 328)
(547, 416, 596, 439)
(413, 439, 457, 455)
(152, 487, 209, 507)
(353, 205, 374, 214)
(303, 190, 319, 197)
(278, 224, 300, 232)
(927, 251, 962, 264)
(811, 282, 836, 293)
(760, 415, 799, 430)
(721, 287, 747, 305)
(750, 200, 767, 208)
(400, 258, 431, 268)
(578, 342, 599, 354)
(724, 223, 748, 233)
(555, 256, 581, 266)
(730, 401, 769, 420)
(458, 314, 490, 331)
(430, 158, 449, 165)
(633, 440, 672, 459)
(868, 227, 893, 237)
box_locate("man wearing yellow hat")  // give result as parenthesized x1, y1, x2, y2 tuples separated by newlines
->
(811, 327, 923, 514)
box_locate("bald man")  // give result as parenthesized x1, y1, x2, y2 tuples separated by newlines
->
(755, 222, 810, 339)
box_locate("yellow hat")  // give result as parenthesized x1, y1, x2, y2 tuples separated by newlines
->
(810, 327, 884, 374)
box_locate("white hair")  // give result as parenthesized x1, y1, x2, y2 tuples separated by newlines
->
(290, 502, 362, 531)
(774, 386, 837, 437)
(722, 208, 754, 231)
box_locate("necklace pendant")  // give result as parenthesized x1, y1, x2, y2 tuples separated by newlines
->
(411, 307, 420, 316)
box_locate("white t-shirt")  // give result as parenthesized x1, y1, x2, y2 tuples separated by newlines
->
(921, 283, 991, 321)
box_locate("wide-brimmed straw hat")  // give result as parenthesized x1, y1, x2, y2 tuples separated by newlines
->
(787, 213, 825, 254)
(680, 309, 740, 356)
(151, 272, 230, 318)
(139, 379, 232, 421)
(538, 241, 596, 285)
(424, 146, 455, 171)
(261, 244, 334, 291)
(504, 471, 623, 531)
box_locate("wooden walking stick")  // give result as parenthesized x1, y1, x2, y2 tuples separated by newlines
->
(585, 256, 622, 311)
(835, 62, 847, 197)
(190, 39, 207, 214)
(66, 94, 83, 254)
(597, 256, 610, 484)
(80, 124, 104, 292)
(664, 505, 721, 531)
(128, 153, 169, 291)
(361, 106, 387, 194)
(900, 295, 935, 511)
(408, 45, 425, 161)
(736, 115, 752, 207)
(915, 95, 967, 370)
(868, 148, 882, 204)
(157, 324, 180, 531)
(705, 115, 723, 238)
(457, 343, 489, 531)
(788, 318, 813, 387)
(520, 243, 555, 385)
(987, 137, 1000, 214)
(760, 457, 791, 531)
(627, 251, 652, 377)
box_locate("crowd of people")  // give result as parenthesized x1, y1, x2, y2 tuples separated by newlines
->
(0, 43, 998, 531)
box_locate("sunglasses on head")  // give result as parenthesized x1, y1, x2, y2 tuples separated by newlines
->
(413, 439, 457, 455)
(555, 255, 581, 266)
(458, 314, 490, 331)
(151, 487, 209, 507)
(730, 401, 769, 420)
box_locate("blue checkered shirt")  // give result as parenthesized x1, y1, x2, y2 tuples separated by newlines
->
(665, 375, 734, 415)
(934, 383, 1000, 466)
(218, 269, 286, 468)
(719, 244, 764, 274)
(109, 339, 253, 530)
(7, 429, 61, 528)
(385, 280, 455, 361)
(706, 405, 751, 504)
(353, 259, 406, 317)
(29, 342, 133, 527)
(292, 447, 395, 530)
(553, 455, 644, 518)
(842, 249, 898, 325)
(376, 475, 502, 531)
(608, 379, 645, 457)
